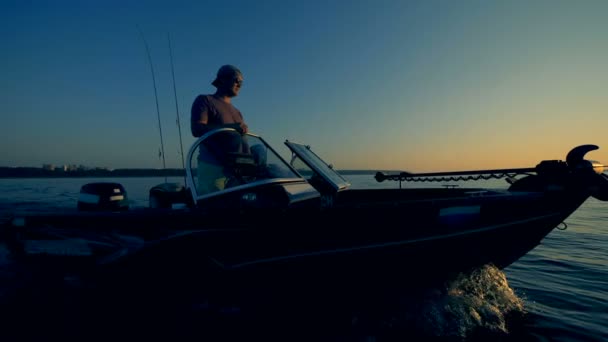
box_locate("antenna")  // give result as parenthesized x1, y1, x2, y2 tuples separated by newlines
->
(168, 32, 186, 186)
(137, 25, 167, 183)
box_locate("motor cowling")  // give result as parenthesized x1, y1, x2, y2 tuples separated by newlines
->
(77, 182, 129, 211)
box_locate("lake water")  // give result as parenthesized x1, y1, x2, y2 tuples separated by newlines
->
(0, 176, 606, 341)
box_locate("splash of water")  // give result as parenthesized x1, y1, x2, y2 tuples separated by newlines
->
(431, 264, 525, 337)
(352, 264, 526, 340)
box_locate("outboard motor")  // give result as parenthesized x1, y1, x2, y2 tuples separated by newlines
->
(77, 182, 129, 211)
(149, 182, 191, 209)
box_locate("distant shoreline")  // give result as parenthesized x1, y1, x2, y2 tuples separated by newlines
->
(0, 167, 382, 179)
(0, 167, 185, 179)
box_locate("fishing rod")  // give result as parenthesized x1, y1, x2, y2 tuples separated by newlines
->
(167, 32, 186, 186)
(137, 25, 167, 183)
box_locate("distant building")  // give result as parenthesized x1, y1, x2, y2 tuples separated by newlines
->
(42, 164, 55, 171)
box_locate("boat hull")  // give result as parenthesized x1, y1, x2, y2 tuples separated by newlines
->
(4, 187, 588, 302)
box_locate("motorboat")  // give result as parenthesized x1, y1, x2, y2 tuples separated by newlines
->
(3, 128, 608, 300)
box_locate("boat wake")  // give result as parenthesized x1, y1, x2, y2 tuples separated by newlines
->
(348, 265, 526, 341)
(418, 264, 525, 338)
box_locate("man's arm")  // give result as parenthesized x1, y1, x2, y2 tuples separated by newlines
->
(191, 96, 210, 137)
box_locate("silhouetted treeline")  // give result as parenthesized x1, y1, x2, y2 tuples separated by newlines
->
(0, 167, 382, 178)
(0, 167, 185, 178)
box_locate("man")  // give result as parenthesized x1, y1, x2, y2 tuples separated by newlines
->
(191, 64, 248, 137)
(190, 64, 249, 194)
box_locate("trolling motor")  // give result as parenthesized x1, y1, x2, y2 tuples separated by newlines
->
(565, 145, 605, 175)
(375, 145, 608, 200)
(565, 145, 608, 201)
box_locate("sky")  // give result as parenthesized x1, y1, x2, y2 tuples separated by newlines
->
(1, 0, 607, 172)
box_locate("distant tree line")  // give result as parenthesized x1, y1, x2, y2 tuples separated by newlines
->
(0, 167, 381, 178)
(0, 167, 186, 178)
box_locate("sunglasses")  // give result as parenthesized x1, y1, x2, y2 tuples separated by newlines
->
(233, 78, 244, 86)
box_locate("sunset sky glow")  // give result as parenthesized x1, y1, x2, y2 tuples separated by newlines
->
(1, 0, 607, 172)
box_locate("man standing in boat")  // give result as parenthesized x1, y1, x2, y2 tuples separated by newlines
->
(191, 64, 249, 194)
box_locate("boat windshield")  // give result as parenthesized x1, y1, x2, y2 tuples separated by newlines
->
(186, 129, 302, 199)
(285, 141, 350, 192)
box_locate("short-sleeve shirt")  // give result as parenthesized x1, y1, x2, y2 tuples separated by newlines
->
(191, 95, 247, 164)
(190, 95, 244, 137)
